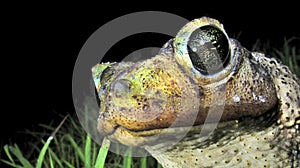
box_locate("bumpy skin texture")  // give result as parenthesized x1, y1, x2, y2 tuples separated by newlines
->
(92, 17, 300, 167)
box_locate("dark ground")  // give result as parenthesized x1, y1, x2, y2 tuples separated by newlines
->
(1, 3, 299, 154)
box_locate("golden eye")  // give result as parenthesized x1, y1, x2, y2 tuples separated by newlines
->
(174, 17, 237, 83)
(187, 25, 230, 75)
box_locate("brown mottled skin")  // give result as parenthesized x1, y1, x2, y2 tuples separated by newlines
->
(92, 17, 300, 167)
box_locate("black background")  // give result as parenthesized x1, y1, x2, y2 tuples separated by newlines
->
(1, 3, 299, 150)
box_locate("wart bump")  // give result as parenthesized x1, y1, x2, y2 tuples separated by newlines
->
(233, 94, 241, 103)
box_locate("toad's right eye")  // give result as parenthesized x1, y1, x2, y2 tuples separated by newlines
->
(173, 17, 236, 84)
(187, 25, 230, 75)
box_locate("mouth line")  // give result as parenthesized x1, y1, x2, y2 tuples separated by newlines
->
(104, 109, 277, 137)
(103, 120, 239, 147)
(106, 120, 237, 137)
(107, 124, 164, 137)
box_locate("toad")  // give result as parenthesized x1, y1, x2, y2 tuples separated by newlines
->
(92, 17, 299, 167)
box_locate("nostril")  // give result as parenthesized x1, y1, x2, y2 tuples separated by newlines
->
(112, 79, 132, 97)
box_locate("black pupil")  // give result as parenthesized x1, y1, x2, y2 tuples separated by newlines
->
(187, 25, 230, 75)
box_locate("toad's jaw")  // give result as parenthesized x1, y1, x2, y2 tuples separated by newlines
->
(97, 100, 279, 147)
(98, 116, 237, 147)
(104, 125, 166, 147)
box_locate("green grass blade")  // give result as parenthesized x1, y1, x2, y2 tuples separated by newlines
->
(84, 134, 92, 168)
(75, 149, 80, 168)
(62, 160, 75, 168)
(0, 159, 23, 168)
(3, 145, 15, 164)
(10, 144, 34, 168)
(66, 135, 84, 161)
(36, 138, 52, 168)
(48, 150, 54, 168)
(123, 149, 132, 168)
(48, 148, 63, 168)
(91, 141, 97, 165)
(95, 137, 110, 168)
(36, 116, 68, 168)
(140, 157, 147, 168)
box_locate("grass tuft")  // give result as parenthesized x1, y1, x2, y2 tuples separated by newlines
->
(1, 113, 160, 168)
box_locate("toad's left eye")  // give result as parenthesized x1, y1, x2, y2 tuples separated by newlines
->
(187, 25, 230, 75)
